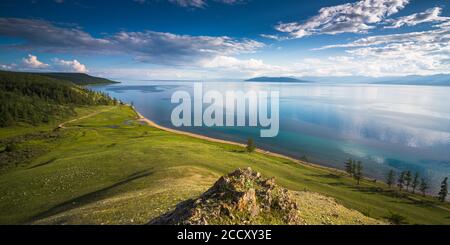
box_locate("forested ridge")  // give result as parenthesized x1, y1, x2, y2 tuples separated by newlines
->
(0, 71, 118, 127)
(35, 72, 119, 85)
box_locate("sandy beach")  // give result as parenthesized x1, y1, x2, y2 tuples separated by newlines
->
(133, 107, 344, 174)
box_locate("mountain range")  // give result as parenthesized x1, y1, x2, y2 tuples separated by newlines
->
(246, 74, 450, 86)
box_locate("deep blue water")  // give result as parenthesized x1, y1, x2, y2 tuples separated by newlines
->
(90, 81, 450, 192)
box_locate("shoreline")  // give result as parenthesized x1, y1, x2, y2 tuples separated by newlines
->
(132, 107, 349, 176)
(132, 106, 450, 202)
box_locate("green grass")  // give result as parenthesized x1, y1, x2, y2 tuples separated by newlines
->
(0, 106, 111, 139)
(0, 105, 449, 224)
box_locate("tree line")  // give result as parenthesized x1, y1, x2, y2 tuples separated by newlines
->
(0, 71, 119, 127)
(345, 158, 448, 202)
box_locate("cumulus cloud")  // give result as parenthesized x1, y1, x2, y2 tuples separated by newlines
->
(52, 58, 88, 73)
(112, 31, 263, 65)
(305, 20, 450, 76)
(0, 63, 16, 71)
(315, 21, 450, 50)
(385, 7, 450, 28)
(94, 55, 287, 80)
(0, 18, 263, 66)
(201, 55, 287, 76)
(271, 0, 409, 39)
(22, 54, 49, 69)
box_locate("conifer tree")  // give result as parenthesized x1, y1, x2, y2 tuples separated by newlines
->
(387, 170, 395, 188)
(411, 172, 419, 194)
(397, 172, 405, 191)
(419, 178, 428, 197)
(438, 177, 448, 202)
(354, 161, 363, 185)
(404, 171, 412, 191)
(345, 158, 353, 176)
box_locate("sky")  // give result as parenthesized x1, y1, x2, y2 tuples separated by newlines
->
(0, 0, 449, 80)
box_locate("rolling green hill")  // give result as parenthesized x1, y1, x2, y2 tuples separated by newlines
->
(0, 105, 449, 225)
(0, 71, 118, 127)
(0, 73, 449, 225)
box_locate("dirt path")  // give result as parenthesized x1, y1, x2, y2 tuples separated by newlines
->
(58, 107, 115, 129)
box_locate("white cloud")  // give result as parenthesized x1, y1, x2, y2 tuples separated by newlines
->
(22, 54, 49, 69)
(0, 63, 15, 70)
(385, 7, 449, 28)
(52, 58, 88, 73)
(200, 55, 289, 77)
(0, 18, 264, 66)
(112, 31, 264, 65)
(169, 0, 206, 8)
(304, 20, 450, 77)
(271, 0, 409, 39)
(316, 26, 449, 50)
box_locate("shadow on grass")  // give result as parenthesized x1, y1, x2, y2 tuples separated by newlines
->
(327, 182, 348, 187)
(352, 186, 385, 195)
(350, 186, 438, 209)
(230, 149, 246, 153)
(308, 173, 342, 179)
(27, 158, 57, 169)
(29, 169, 154, 223)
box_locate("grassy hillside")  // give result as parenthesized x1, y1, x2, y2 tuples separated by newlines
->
(0, 105, 449, 225)
(37, 73, 119, 85)
(0, 71, 118, 127)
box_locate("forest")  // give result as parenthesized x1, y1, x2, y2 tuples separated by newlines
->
(0, 71, 118, 127)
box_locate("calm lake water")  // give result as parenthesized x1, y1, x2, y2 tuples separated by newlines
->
(91, 81, 450, 192)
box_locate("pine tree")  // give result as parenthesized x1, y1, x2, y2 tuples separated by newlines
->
(397, 172, 405, 191)
(246, 138, 256, 153)
(354, 161, 363, 185)
(411, 172, 419, 194)
(419, 178, 428, 197)
(387, 170, 395, 188)
(438, 177, 448, 202)
(344, 158, 353, 176)
(404, 171, 412, 191)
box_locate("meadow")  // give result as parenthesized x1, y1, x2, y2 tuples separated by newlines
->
(0, 105, 449, 224)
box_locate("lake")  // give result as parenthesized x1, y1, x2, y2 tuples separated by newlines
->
(90, 81, 450, 192)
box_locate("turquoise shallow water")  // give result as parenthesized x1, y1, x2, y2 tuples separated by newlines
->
(90, 81, 450, 192)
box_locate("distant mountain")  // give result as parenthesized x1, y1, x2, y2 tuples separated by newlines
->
(246, 76, 311, 83)
(372, 74, 450, 86)
(297, 74, 450, 86)
(33, 73, 120, 86)
(298, 76, 380, 84)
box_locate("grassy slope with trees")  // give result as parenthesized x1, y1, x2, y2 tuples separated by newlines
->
(0, 72, 448, 224)
(0, 105, 449, 224)
(0, 71, 118, 127)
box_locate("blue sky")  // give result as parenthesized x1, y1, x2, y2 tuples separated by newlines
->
(0, 0, 449, 80)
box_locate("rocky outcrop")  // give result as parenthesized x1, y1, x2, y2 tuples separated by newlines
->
(149, 167, 302, 225)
